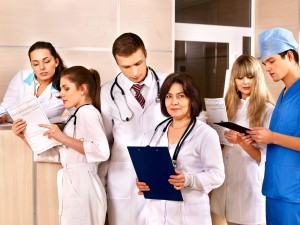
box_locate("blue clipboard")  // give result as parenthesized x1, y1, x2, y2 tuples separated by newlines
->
(127, 146, 183, 201)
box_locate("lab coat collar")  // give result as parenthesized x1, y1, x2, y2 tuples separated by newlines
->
(240, 96, 250, 104)
(23, 71, 35, 85)
(23, 71, 56, 90)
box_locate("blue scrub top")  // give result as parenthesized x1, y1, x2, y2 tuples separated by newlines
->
(262, 79, 300, 203)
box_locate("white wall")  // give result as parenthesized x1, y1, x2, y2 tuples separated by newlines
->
(0, 0, 174, 101)
(0, 1, 174, 225)
(255, 0, 300, 100)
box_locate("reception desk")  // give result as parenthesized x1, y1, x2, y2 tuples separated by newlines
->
(0, 127, 61, 225)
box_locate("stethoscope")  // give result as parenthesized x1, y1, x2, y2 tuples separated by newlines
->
(110, 66, 160, 122)
(148, 117, 196, 168)
(65, 103, 91, 137)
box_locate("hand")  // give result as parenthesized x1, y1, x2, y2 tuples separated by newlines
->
(39, 123, 64, 142)
(12, 118, 26, 139)
(169, 170, 185, 190)
(224, 130, 243, 144)
(0, 114, 8, 123)
(241, 134, 255, 145)
(247, 127, 274, 144)
(136, 178, 150, 195)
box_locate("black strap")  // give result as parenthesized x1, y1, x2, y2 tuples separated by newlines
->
(110, 73, 123, 101)
(148, 66, 160, 97)
(66, 103, 91, 126)
(172, 118, 196, 163)
(154, 117, 173, 132)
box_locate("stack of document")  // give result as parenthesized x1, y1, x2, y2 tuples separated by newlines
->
(204, 98, 230, 145)
(6, 96, 61, 154)
(204, 98, 249, 145)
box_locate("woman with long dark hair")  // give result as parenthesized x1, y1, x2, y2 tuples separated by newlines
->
(0, 41, 66, 123)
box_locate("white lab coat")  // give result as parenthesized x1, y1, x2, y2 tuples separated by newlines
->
(0, 69, 65, 119)
(146, 119, 225, 225)
(210, 98, 274, 224)
(99, 70, 167, 225)
(35, 105, 110, 225)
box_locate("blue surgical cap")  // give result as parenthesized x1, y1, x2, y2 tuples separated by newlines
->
(258, 27, 298, 60)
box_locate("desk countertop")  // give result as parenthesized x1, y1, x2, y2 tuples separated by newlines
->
(0, 123, 12, 130)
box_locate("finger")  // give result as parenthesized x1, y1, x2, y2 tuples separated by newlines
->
(138, 185, 150, 192)
(138, 184, 149, 189)
(175, 170, 183, 175)
(224, 130, 230, 135)
(173, 183, 184, 190)
(169, 179, 184, 186)
(44, 130, 52, 137)
(39, 124, 50, 129)
(136, 181, 147, 186)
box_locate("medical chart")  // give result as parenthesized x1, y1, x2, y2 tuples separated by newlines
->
(204, 98, 231, 146)
(6, 96, 61, 154)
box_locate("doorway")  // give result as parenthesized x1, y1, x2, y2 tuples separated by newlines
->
(174, 0, 254, 98)
(175, 23, 253, 98)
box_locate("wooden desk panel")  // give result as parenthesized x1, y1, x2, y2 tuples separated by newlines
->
(36, 162, 61, 225)
(0, 128, 62, 225)
(0, 129, 33, 225)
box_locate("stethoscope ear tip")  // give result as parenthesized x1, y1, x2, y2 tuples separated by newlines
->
(126, 117, 129, 121)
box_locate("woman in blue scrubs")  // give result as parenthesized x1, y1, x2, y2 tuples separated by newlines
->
(248, 27, 300, 225)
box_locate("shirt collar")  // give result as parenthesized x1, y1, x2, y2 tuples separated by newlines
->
(23, 71, 56, 90)
(122, 68, 153, 90)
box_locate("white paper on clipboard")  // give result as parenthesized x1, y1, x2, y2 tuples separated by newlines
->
(6, 96, 61, 154)
(204, 98, 232, 146)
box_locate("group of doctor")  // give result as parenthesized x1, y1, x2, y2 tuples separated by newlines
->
(100, 33, 225, 225)
(2, 27, 300, 225)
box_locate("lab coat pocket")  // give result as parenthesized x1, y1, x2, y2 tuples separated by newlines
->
(107, 162, 132, 199)
(183, 194, 211, 224)
(34, 147, 60, 163)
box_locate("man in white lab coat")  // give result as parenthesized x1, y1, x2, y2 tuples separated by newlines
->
(100, 33, 166, 225)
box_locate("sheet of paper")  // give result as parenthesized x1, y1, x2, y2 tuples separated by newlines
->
(6, 96, 61, 154)
(204, 98, 231, 146)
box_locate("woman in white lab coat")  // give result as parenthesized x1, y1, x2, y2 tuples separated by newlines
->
(13, 66, 110, 225)
(210, 55, 274, 225)
(136, 72, 225, 225)
(0, 41, 66, 123)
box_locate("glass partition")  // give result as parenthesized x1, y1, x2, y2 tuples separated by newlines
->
(176, 0, 251, 27)
(175, 40, 229, 98)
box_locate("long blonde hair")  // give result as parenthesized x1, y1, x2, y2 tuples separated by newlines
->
(225, 55, 274, 127)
